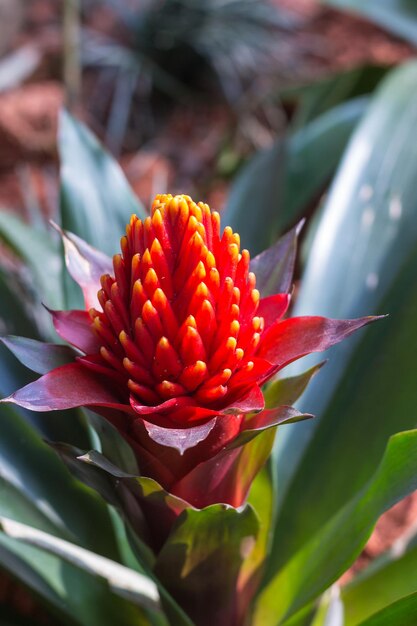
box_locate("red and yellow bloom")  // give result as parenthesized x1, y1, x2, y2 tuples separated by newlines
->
(2, 194, 376, 508)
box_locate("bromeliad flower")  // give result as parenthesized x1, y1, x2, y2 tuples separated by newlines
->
(1, 194, 377, 508)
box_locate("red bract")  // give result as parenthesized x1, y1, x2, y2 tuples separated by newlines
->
(90, 194, 274, 418)
(2, 194, 378, 508)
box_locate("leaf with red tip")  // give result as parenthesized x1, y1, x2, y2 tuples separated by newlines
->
(264, 362, 326, 409)
(258, 294, 291, 331)
(141, 418, 217, 456)
(258, 316, 383, 369)
(173, 426, 274, 509)
(250, 222, 303, 296)
(154, 505, 259, 626)
(1, 335, 77, 375)
(61, 446, 190, 550)
(232, 406, 313, 449)
(60, 227, 113, 309)
(221, 384, 265, 415)
(2, 362, 132, 413)
(50, 309, 101, 354)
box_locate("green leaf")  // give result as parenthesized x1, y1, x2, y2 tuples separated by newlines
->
(0, 270, 90, 446)
(51, 442, 188, 560)
(323, 0, 417, 46)
(0, 268, 39, 398)
(271, 60, 417, 568)
(283, 65, 384, 128)
(239, 465, 275, 620)
(254, 429, 417, 625)
(59, 110, 145, 258)
(86, 411, 139, 475)
(250, 222, 301, 296)
(282, 96, 368, 228)
(224, 139, 285, 255)
(1, 336, 77, 375)
(155, 504, 259, 626)
(0, 517, 161, 613)
(49, 444, 197, 626)
(224, 97, 366, 253)
(0, 211, 64, 310)
(0, 267, 39, 338)
(358, 591, 417, 626)
(342, 529, 417, 625)
(0, 534, 154, 626)
(0, 404, 153, 625)
(0, 403, 118, 558)
(264, 363, 325, 409)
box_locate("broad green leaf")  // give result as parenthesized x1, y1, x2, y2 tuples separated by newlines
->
(58, 110, 145, 324)
(59, 110, 145, 257)
(264, 363, 325, 409)
(224, 97, 366, 254)
(359, 591, 417, 626)
(254, 430, 417, 625)
(55, 445, 188, 558)
(324, 0, 417, 46)
(0, 517, 161, 613)
(0, 534, 154, 626)
(224, 139, 285, 255)
(0, 270, 90, 446)
(271, 61, 417, 567)
(0, 211, 63, 310)
(282, 96, 368, 229)
(0, 537, 69, 619)
(0, 405, 152, 625)
(59, 111, 145, 307)
(86, 411, 139, 475)
(0, 403, 118, 558)
(283, 65, 384, 128)
(49, 444, 196, 626)
(1, 336, 77, 375)
(239, 465, 275, 622)
(342, 529, 417, 625)
(0, 268, 39, 398)
(155, 504, 259, 626)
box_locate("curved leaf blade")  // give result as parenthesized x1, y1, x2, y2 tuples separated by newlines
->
(358, 591, 417, 626)
(1, 336, 77, 375)
(271, 60, 417, 568)
(342, 529, 417, 625)
(224, 97, 367, 254)
(254, 429, 417, 625)
(59, 110, 145, 257)
(0, 517, 161, 612)
(155, 504, 259, 626)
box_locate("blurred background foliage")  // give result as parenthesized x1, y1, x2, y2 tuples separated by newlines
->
(1, 0, 417, 624)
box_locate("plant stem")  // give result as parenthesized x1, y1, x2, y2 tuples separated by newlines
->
(63, 0, 81, 111)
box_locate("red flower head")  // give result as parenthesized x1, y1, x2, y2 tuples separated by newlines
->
(88, 194, 279, 421)
(2, 194, 377, 510)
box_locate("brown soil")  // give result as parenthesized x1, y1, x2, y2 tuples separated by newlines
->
(0, 81, 62, 170)
(274, 0, 413, 82)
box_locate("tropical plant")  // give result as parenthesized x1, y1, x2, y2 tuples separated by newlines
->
(1, 57, 417, 625)
(81, 0, 295, 150)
